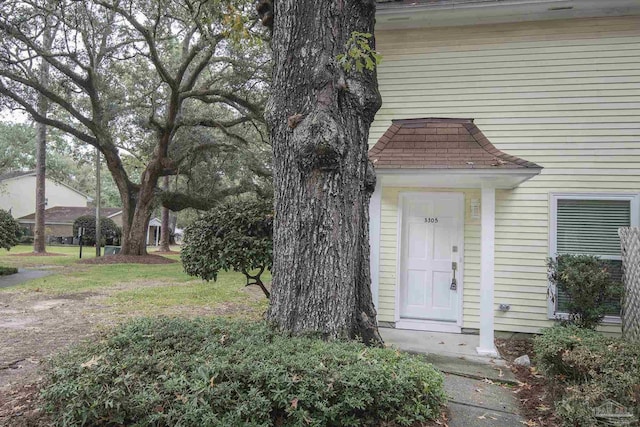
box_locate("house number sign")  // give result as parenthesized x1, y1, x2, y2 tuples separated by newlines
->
(424, 217, 439, 223)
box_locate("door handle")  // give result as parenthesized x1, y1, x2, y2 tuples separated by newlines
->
(450, 262, 458, 291)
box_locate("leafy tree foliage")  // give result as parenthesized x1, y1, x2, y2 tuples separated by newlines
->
(0, 0, 271, 255)
(0, 208, 21, 250)
(73, 215, 121, 246)
(181, 199, 272, 298)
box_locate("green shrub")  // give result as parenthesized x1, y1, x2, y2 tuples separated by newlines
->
(0, 209, 21, 250)
(19, 234, 34, 244)
(72, 215, 121, 246)
(534, 325, 640, 426)
(548, 254, 621, 329)
(0, 266, 18, 276)
(41, 318, 445, 427)
(181, 199, 273, 298)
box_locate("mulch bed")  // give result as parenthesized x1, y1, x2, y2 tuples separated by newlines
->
(496, 338, 560, 427)
(78, 254, 177, 265)
(9, 252, 67, 257)
(153, 250, 180, 255)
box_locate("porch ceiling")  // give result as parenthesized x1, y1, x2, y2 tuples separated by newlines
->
(369, 117, 542, 189)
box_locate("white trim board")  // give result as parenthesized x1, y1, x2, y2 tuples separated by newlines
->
(369, 181, 382, 310)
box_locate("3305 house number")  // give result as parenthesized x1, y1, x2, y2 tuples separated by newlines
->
(424, 218, 439, 223)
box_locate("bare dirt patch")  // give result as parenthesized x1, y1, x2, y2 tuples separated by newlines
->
(154, 250, 180, 255)
(78, 254, 177, 265)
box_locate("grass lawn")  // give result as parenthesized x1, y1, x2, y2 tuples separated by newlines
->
(0, 244, 269, 316)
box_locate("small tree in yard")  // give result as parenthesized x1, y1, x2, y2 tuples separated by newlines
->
(0, 209, 21, 250)
(181, 199, 273, 298)
(548, 254, 621, 329)
(73, 215, 121, 246)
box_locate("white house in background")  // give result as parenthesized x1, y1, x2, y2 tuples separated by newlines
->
(0, 170, 90, 218)
(369, 0, 640, 355)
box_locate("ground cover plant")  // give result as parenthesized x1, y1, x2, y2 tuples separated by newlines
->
(41, 317, 445, 427)
(533, 325, 640, 426)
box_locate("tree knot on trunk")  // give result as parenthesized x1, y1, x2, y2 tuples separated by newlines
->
(287, 113, 305, 129)
(294, 110, 343, 172)
(344, 78, 382, 123)
(256, 0, 274, 30)
(364, 160, 376, 194)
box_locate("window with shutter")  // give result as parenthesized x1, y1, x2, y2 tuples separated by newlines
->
(550, 194, 639, 319)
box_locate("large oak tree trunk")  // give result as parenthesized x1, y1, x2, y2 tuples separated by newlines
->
(266, 0, 382, 344)
(104, 153, 154, 256)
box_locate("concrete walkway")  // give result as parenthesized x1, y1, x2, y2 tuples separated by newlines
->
(0, 269, 54, 289)
(380, 327, 526, 426)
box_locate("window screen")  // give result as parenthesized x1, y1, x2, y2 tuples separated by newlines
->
(555, 199, 630, 315)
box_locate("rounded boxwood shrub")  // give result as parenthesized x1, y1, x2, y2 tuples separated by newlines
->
(72, 215, 121, 246)
(0, 208, 21, 250)
(41, 318, 445, 426)
(181, 199, 273, 298)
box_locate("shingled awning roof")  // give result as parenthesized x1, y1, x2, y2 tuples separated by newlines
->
(369, 118, 541, 170)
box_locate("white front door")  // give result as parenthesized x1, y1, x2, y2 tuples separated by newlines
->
(399, 192, 463, 323)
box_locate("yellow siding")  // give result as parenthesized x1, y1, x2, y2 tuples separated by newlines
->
(372, 16, 640, 333)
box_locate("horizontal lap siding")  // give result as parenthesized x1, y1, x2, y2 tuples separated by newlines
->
(371, 16, 640, 333)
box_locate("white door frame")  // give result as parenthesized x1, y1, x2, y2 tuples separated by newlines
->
(394, 191, 465, 333)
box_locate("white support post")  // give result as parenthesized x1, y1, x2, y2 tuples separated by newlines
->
(369, 180, 382, 310)
(477, 185, 498, 357)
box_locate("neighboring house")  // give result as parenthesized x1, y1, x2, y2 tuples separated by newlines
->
(369, 0, 640, 355)
(18, 206, 123, 241)
(0, 170, 90, 218)
(19, 207, 164, 248)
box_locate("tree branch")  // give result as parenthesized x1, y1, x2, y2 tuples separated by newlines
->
(0, 81, 97, 146)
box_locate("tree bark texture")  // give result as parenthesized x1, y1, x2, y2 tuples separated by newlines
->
(159, 175, 171, 252)
(33, 25, 53, 254)
(265, 0, 382, 344)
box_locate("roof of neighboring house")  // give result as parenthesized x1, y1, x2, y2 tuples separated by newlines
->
(18, 206, 122, 224)
(369, 118, 541, 170)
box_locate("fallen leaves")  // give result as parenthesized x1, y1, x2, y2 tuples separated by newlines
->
(80, 355, 101, 369)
